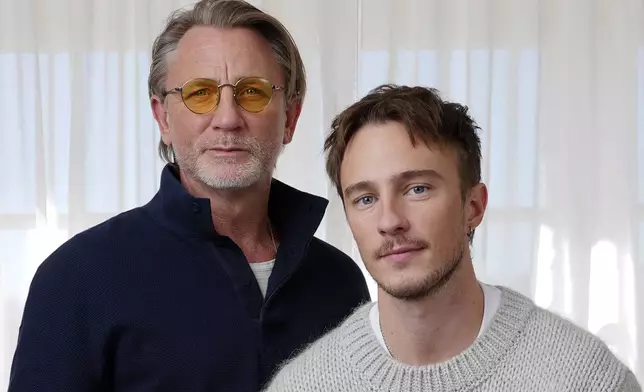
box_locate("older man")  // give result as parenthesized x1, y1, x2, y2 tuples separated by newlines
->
(8, 0, 370, 391)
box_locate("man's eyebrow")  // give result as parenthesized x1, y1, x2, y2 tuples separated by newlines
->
(342, 170, 442, 199)
(395, 169, 443, 183)
(343, 180, 374, 199)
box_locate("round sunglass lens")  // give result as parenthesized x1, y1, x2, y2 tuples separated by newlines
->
(182, 79, 219, 114)
(235, 78, 274, 113)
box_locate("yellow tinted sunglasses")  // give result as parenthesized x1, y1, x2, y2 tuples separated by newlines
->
(163, 76, 284, 114)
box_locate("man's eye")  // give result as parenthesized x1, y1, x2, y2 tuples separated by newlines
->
(407, 185, 430, 195)
(239, 87, 264, 96)
(188, 88, 212, 98)
(355, 195, 375, 206)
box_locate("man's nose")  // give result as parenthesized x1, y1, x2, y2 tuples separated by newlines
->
(377, 198, 410, 235)
(209, 86, 243, 131)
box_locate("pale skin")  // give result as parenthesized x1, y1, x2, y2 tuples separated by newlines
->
(150, 26, 301, 262)
(341, 121, 489, 366)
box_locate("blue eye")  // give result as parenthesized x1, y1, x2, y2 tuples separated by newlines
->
(407, 185, 429, 195)
(355, 195, 375, 206)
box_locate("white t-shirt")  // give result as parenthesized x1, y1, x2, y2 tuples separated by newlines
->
(370, 282, 502, 355)
(249, 259, 275, 298)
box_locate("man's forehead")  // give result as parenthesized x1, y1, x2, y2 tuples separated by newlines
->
(168, 26, 280, 82)
(340, 138, 458, 195)
(176, 27, 261, 54)
(342, 137, 441, 173)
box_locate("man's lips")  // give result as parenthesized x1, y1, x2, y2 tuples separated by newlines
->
(205, 147, 248, 156)
(207, 146, 246, 152)
(379, 245, 426, 262)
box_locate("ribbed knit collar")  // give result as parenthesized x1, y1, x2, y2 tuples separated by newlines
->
(341, 287, 536, 391)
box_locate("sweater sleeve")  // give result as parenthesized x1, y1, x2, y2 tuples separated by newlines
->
(263, 327, 367, 392)
(263, 337, 332, 392)
(8, 248, 103, 391)
(262, 362, 305, 392)
(618, 370, 642, 392)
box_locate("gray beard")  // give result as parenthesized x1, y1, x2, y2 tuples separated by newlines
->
(175, 141, 284, 190)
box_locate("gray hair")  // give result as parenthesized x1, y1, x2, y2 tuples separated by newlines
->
(148, 0, 307, 163)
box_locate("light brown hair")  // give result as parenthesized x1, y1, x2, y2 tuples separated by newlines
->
(325, 84, 482, 201)
(148, 0, 307, 163)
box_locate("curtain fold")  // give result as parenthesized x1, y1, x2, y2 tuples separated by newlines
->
(1, 0, 643, 387)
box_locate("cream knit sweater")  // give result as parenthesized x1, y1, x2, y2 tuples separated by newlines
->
(264, 287, 641, 392)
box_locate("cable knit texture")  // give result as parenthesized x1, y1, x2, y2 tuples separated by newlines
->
(264, 287, 641, 392)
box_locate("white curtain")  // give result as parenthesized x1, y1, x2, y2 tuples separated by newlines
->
(1, 0, 643, 387)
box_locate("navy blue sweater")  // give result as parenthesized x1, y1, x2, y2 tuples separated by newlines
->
(9, 165, 370, 392)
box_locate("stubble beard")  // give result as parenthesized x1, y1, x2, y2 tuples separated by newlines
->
(378, 238, 466, 301)
(175, 135, 283, 190)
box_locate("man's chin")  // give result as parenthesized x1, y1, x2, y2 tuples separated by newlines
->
(196, 167, 263, 190)
(200, 151, 251, 165)
(376, 271, 453, 301)
(378, 281, 432, 301)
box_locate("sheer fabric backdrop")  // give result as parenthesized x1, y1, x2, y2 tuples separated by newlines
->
(1, 0, 643, 387)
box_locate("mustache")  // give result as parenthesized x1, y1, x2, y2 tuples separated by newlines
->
(374, 236, 429, 259)
(199, 135, 260, 150)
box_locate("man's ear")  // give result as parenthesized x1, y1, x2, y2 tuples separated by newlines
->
(151, 95, 172, 146)
(465, 183, 488, 235)
(282, 102, 302, 145)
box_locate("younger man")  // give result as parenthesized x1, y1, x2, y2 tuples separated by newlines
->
(263, 85, 641, 391)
